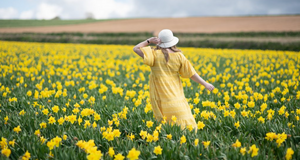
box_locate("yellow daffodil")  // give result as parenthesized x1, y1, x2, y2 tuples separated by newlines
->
(153, 145, 162, 155)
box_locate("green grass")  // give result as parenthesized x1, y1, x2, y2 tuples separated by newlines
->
(0, 19, 112, 28)
(175, 31, 300, 37)
(1, 31, 300, 51)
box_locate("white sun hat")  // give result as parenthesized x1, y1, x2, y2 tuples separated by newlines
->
(158, 29, 179, 48)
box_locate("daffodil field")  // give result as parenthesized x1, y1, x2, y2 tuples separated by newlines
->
(0, 40, 299, 160)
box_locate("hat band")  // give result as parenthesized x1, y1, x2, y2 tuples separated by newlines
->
(158, 36, 178, 48)
(161, 37, 174, 43)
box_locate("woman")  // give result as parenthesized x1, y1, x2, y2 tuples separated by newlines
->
(133, 29, 215, 131)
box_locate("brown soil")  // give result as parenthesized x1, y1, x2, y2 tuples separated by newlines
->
(0, 16, 299, 34)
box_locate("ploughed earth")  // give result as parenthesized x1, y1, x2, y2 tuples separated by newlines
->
(0, 16, 299, 34)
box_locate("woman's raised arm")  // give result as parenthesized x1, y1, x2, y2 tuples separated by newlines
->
(133, 37, 160, 58)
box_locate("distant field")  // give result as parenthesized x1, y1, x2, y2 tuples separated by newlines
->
(0, 19, 111, 28)
(0, 16, 299, 33)
(0, 16, 300, 51)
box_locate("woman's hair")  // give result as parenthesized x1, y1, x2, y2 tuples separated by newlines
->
(155, 45, 181, 63)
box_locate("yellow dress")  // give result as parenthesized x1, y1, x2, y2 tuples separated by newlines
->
(141, 46, 198, 130)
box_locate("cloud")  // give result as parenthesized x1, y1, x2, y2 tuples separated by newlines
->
(83, 0, 133, 19)
(17, 0, 134, 19)
(36, 2, 63, 19)
(1, 0, 300, 19)
(20, 10, 34, 19)
(0, 7, 18, 19)
(57, 0, 133, 19)
(127, 0, 300, 18)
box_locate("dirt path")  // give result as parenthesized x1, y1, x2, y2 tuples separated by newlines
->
(0, 16, 299, 34)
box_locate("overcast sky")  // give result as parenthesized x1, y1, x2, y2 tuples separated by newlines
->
(1, 0, 300, 20)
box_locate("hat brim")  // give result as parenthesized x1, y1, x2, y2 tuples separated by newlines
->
(158, 37, 179, 48)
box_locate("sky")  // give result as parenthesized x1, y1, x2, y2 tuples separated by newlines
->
(0, 0, 300, 20)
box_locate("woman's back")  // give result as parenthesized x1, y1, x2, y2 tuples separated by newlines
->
(141, 46, 196, 79)
(151, 49, 181, 77)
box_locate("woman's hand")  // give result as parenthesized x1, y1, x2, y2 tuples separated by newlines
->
(148, 37, 161, 45)
(133, 37, 160, 59)
(205, 82, 215, 92)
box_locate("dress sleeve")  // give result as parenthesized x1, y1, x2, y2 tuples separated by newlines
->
(179, 54, 196, 78)
(140, 46, 155, 67)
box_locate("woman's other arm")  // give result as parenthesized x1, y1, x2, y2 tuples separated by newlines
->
(133, 37, 160, 58)
(190, 73, 215, 91)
